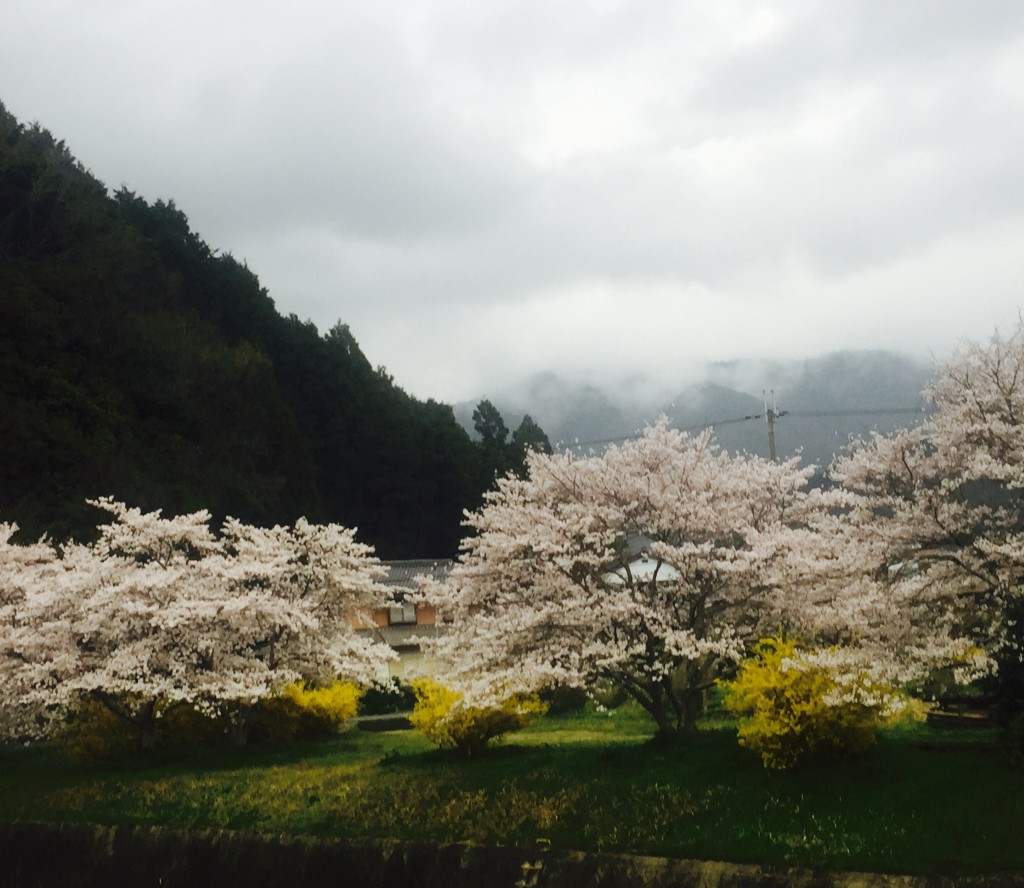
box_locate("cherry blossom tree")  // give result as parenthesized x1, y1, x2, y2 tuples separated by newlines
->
(422, 421, 836, 740)
(0, 500, 394, 747)
(0, 522, 74, 741)
(830, 323, 1024, 695)
(208, 515, 395, 741)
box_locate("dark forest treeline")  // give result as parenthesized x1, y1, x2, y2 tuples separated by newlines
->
(0, 101, 531, 557)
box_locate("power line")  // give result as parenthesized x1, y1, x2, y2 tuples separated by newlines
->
(558, 414, 761, 451)
(786, 407, 927, 419)
(557, 404, 928, 452)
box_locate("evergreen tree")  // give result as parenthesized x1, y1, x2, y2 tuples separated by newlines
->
(472, 399, 509, 447)
(512, 414, 552, 457)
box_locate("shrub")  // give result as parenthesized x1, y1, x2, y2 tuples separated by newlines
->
(409, 678, 547, 756)
(359, 678, 416, 715)
(55, 699, 138, 763)
(157, 702, 226, 751)
(721, 636, 917, 770)
(540, 684, 589, 715)
(984, 592, 1024, 758)
(56, 683, 365, 760)
(258, 681, 363, 743)
(57, 697, 224, 762)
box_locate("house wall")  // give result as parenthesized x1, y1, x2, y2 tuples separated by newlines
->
(349, 611, 387, 630)
(416, 604, 437, 626)
(387, 648, 441, 682)
(369, 604, 436, 628)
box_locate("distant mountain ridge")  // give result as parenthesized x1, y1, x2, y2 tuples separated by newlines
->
(456, 351, 932, 468)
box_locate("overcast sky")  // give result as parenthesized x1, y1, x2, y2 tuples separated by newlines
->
(3, 1, 1024, 402)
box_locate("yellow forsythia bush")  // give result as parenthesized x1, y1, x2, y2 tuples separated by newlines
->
(56, 699, 138, 763)
(259, 680, 363, 743)
(58, 697, 223, 761)
(409, 678, 547, 756)
(722, 636, 916, 770)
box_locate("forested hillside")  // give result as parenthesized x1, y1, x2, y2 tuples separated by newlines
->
(0, 102, 498, 557)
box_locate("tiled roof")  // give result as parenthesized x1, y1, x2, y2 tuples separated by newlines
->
(381, 559, 453, 588)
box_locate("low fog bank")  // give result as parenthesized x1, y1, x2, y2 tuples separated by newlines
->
(455, 350, 933, 469)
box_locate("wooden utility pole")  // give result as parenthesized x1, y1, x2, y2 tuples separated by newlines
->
(763, 389, 778, 462)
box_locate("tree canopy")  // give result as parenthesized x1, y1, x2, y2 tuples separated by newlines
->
(423, 420, 835, 739)
(0, 500, 394, 746)
(829, 324, 1024, 703)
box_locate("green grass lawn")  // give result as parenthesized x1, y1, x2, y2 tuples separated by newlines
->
(1, 703, 1021, 876)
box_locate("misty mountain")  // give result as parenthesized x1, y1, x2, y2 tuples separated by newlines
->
(458, 372, 644, 447)
(457, 351, 932, 469)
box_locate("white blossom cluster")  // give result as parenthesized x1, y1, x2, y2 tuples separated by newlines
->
(0, 499, 394, 742)
(831, 324, 1024, 689)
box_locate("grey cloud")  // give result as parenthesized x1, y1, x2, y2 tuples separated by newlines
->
(694, 0, 1024, 115)
(429, 0, 681, 74)
(3, 0, 1024, 403)
(128, 33, 528, 247)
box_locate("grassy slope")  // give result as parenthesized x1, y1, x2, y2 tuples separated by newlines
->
(2, 704, 1021, 876)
